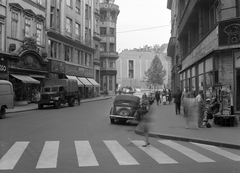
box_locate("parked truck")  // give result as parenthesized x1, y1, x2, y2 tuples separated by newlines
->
(38, 79, 81, 109)
(0, 80, 14, 118)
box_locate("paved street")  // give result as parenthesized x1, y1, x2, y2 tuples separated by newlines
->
(0, 98, 240, 173)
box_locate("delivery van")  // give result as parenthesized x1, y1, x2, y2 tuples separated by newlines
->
(0, 80, 14, 119)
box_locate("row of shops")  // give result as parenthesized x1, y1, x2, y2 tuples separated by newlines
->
(0, 50, 100, 105)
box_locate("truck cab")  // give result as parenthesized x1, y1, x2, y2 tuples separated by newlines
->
(0, 80, 14, 119)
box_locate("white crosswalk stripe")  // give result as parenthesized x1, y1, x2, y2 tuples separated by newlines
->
(36, 141, 59, 169)
(158, 140, 215, 163)
(75, 141, 99, 167)
(0, 140, 239, 170)
(0, 142, 29, 170)
(104, 140, 139, 165)
(131, 140, 178, 164)
(191, 142, 240, 161)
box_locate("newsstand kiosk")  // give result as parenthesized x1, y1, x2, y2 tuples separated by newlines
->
(213, 85, 235, 126)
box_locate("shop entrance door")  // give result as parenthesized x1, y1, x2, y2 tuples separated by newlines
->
(236, 69, 240, 111)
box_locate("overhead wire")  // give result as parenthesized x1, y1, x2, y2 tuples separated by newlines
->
(117, 25, 170, 34)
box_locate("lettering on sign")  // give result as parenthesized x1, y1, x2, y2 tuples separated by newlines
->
(224, 23, 240, 44)
(0, 57, 8, 74)
(99, 3, 119, 10)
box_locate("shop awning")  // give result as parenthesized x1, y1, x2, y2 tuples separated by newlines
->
(11, 74, 40, 84)
(77, 77, 93, 87)
(87, 78, 100, 87)
(66, 75, 84, 87)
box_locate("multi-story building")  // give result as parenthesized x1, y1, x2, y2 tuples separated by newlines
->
(99, 0, 119, 95)
(0, 0, 101, 104)
(116, 48, 171, 89)
(167, 0, 240, 117)
(45, 0, 101, 98)
(1, 0, 48, 104)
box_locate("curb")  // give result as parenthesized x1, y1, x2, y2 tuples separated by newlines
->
(135, 124, 240, 150)
(7, 96, 113, 114)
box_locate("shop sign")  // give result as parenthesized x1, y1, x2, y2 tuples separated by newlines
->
(219, 18, 240, 46)
(0, 57, 8, 74)
(99, 3, 119, 11)
(65, 64, 85, 76)
(50, 60, 65, 73)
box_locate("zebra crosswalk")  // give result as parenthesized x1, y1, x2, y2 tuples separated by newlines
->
(0, 140, 239, 170)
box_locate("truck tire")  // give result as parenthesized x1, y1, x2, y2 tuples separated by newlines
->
(54, 100, 61, 109)
(0, 106, 6, 119)
(38, 104, 43, 109)
(68, 97, 75, 107)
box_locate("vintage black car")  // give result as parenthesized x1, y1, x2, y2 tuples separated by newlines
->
(109, 95, 145, 124)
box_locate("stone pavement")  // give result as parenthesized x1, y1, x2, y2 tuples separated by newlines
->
(6, 96, 240, 149)
(135, 102, 240, 149)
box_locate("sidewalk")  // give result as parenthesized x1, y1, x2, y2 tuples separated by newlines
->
(135, 102, 240, 149)
(6, 96, 113, 114)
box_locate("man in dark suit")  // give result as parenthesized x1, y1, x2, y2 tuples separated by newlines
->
(173, 87, 182, 115)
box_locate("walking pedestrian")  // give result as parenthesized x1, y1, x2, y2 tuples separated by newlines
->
(173, 87, 182, 115)
(168, 89, 172, 104)
(155, 91, 160, 105)
(141, 110, 152, 147)
(196, 90, 205, 128)
(181, 87, 191, 128)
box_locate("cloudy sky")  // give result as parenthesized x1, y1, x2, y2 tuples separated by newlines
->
(114, 0, 171, 52)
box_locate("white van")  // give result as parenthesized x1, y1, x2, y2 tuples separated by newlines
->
(0, 80, 14, 119)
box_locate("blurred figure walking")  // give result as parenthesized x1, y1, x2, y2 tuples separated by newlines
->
(196, 90, 205, 128)
(155, 91, 160, 105)
(173, 87, 182, 115)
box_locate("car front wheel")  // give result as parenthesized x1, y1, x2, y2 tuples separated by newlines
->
(0, 107, 6, 119)
(110, 118, 115, 124)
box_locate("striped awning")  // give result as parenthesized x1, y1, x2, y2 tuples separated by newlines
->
(11, 74, 40, 84)
(77, 77, 93, 87)
(87, 78, 100, 87)
(66, 75, 84, 87)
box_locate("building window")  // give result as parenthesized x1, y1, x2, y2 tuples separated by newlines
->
(209, 0, 219, 29)
(109, 61, 115, 69)
(11, 11, 18, 38)
(109, 76, 113, 91)
(25, 18, 31, 37)
(85, 4, 89, 19)
(65, 45, 72, 62)
(66, 0, 72, 7)
(85, 53, 90, 66)
(76, 0, 81, 14)
(66, 17, 72, 36)
(37, 0, 43, 5)
(100, 43, 106, 51)
(109, 28, 114, 35)
(56, 9, 60, 29)
(77, 50, 82, 64)
(100, 27, 106, 35)
(75, 23, 81, 40)
(36, 23, 42, 45)
(48, 40, 60, 59)
(0, 23, 2, 50)
(109, 43, 114, 52)
(50, 7, 54, 28)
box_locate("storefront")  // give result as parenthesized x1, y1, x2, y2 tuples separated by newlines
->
(8, 50, 49, 104)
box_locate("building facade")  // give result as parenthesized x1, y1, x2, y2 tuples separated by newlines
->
(45, 0, 101, 98)
(99, 0, 119, 95)
(167, 0, 240, 116)
(116, 49, 171, 89)
(0, 0, 101, 104)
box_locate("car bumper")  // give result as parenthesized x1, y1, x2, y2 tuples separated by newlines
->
(109, 115, 135, 119)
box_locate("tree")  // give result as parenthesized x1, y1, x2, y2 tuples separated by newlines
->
(144, 55, 166, 88)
